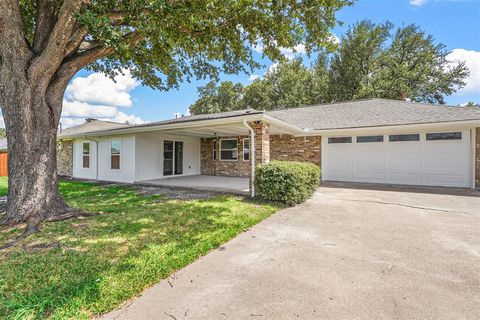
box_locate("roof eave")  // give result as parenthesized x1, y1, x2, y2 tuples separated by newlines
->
(297, 119, 480, 136)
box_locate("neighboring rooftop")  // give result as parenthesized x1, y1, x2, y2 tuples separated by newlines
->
(59, 119, 130, 138)
(268, 98, 480, 130)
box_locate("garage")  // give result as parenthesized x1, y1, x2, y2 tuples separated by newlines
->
(322, 129, 473, 188)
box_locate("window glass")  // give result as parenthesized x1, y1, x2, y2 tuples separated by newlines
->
(220, 139, 238, 160)
(111, 139, 121, 170)
(82, 142, 90, 168)
(389, 134, 420, 142)
(357, 135, 384, 143)
(243, 138, 250, 161)
(426, 132, 462, 141)
(328, 137, 352, 144)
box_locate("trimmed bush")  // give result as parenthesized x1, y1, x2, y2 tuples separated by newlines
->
(254, 161, 321, 205)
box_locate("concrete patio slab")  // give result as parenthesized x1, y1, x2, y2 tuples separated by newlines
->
(100, 185, 480, 320)
(138, 175, 249, 195)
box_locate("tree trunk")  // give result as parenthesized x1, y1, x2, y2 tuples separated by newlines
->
(1, 69, 69, 228)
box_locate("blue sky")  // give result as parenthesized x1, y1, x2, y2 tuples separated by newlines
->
(60, 0, 480, 127)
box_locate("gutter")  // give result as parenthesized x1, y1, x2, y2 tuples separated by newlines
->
(243, 120, 255, 197)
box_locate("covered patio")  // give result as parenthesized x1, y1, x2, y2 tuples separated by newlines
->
(139, 175, 250, 195)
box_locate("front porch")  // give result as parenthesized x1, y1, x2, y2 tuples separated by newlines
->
(138, 175, 250, 195)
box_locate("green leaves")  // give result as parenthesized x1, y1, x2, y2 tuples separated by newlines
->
(255, 161, 321, 205)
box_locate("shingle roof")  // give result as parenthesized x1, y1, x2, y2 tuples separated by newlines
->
(59, 119, 130, 138)
(267, 98, 480, 130)
(123, 109, 262, 129)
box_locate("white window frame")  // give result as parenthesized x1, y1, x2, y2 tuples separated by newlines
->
(219, 138, 238, 161)
(243, 138, 250, 161)
(82, 142, 90, 169)
(110, 139, 121, 171)
(212, 140, 217, 161)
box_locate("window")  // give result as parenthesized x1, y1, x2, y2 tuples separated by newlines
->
(328, 137, 352, 144)
(389, 134, 420, 142)
(357, 135, 384, 143)
(82, 142, 90, 168)
(243, 138, 250, 161)
(111, 139, 121, 170)
(220, 139, 238, 160)
(426, 132, 462, 141)
(212, 140, 217, 160)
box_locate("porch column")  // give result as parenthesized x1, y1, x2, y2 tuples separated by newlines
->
(476, 128, 480, 189)
(248, 121, 270, 194)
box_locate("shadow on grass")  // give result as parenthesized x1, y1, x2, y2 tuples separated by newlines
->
(0, 180, 278, 319)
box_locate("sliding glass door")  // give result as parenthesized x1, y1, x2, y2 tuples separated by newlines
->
(163, 140, 184, 176)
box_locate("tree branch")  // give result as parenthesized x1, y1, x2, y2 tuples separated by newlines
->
(32, 0, 57, 54)
(64, 25, 88, 57)
(28, 0, 88, 86)
(0, 0, 31, 60)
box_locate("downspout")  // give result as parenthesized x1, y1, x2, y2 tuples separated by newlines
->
(84, 136, 99, 180)
(243, 120, 255, 197)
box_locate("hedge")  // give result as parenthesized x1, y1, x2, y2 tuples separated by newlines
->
(254, 160, 321, 205)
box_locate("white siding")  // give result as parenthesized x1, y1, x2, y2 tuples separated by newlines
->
(135, 132, 200, 182)
(72, 135, 136, 183)
(72, 139, 97, 180)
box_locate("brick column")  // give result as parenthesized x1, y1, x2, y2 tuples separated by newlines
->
(248, 121, 270, 195)
(476, 128, 480, 190)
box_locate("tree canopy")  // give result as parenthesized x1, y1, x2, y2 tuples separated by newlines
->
(0, 0, 354, 227)
(189, 20, 469, 114)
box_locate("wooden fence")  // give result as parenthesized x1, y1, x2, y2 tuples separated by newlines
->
(0, 152, 7, 176)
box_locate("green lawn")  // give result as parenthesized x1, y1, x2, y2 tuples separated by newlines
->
(0, 180, 279, 319)
(0, 176, 7, 196)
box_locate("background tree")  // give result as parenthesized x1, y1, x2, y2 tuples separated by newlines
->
(189, 81, 244, 115)
(464, 102, 480, 108)
(375, 25, 469, 103)
(328, 20, 393, 101)
(190, 19, 469, 114)
(0, 0, 353, 230)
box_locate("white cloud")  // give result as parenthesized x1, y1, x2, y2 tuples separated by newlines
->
(447, 49, 480, 93)
(60, 70, 144, 128)
(65, 70, 138, 108)
(410, 0, 427, 6)
(280, 44, 306, 59)
(329, 33, 340, 45)
(266, 63, 279, 75)
(249, 74, 260, 81)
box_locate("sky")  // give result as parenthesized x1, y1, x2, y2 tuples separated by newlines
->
(57, 0, 480, 128)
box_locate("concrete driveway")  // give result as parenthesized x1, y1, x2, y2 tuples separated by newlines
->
(102, 184, 480, 320)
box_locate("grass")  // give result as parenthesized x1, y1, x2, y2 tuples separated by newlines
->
(0, 177, 7, 196)
(0, 180, 279, 319)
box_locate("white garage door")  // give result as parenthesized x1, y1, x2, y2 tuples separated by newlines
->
(322, 130, 472, 188)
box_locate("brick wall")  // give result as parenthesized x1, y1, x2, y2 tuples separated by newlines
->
(476, 128, 480, 189)
(270, 134, 321, 166)
(57, 140, 73, 177)
(200, 137, 250, 177)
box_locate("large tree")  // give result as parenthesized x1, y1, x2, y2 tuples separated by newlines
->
(0, 0, 352, 230)
(329, 20, 469, 103)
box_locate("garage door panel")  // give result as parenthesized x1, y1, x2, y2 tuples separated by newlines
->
(323, 130, 471, 188)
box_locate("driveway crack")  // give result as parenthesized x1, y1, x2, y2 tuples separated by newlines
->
(338, 198, 473, 215)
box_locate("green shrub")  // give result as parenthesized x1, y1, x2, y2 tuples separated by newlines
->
(254, 161, 321, 205)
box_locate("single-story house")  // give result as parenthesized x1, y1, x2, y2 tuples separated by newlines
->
(57, 98, 480, 194)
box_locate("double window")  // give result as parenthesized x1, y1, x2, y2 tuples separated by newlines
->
(220, 139, 238, 161)
(111, 139, 121, 170)
(243, 138, 250, 161)
(82, 142, 90, 168)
